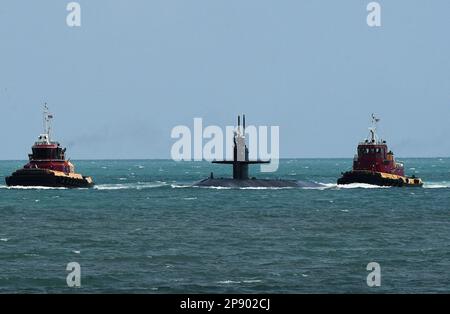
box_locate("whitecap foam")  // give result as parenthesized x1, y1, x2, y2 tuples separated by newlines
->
(171, 184, 191, 189)
(243, 279, 262, 283)
(301, 184, 331, 190)
(196, 186, 232, 190)
(239, 186, 294, 190)
(0, 185, 68, 190)
(423, 182, 450, 189)
(94, 182, 168, 190)
(303, 183, 390, 190)
(337, 183, 390, 189)
(193, 185, 295, 190)
(217, 280, 241, 284)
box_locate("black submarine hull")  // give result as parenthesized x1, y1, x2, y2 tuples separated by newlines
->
(337, 170, 423, 187)
(193, 178, 323, 188)
(5, 169, 94, 188)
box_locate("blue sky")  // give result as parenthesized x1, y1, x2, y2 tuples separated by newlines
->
(0, 0, 449, 159)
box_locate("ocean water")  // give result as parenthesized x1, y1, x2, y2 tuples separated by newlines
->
(0, 158, 449, 293)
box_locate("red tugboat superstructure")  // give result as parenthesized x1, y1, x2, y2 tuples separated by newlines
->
(5, 104, 94, 188)
(337, 114, 423, 187)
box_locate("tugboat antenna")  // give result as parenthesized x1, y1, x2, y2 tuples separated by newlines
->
(43, 103, 53, 140)
(43, 103, 47, 134)
(369, 113, 380, 143)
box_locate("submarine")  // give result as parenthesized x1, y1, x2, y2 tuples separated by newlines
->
(337, 114, 423, 187)
(5, 104, 94, 188)
(193, 115, 323, 188)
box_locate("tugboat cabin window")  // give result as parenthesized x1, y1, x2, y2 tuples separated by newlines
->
(359, 147, 386, 156)
(31, 147, 64, 160)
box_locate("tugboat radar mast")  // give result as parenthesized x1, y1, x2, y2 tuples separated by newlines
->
(40, 103, 53, 144)
(368, 113, 380, 144)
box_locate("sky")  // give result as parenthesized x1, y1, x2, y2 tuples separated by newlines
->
(0, 0, 449, 159)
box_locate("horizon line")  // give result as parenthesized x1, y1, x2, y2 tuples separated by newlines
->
(0, 156, 449, 162)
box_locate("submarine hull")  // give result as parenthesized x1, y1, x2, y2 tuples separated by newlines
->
(337, 170, 423, 187)
(5, 169, 94, 188)
(193, 178, 323, 188)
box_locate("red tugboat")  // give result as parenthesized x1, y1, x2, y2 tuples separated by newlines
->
(5, 105, 94, 188)
(337, 114, 423, 187)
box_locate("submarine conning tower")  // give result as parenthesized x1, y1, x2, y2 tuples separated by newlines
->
(212, 115, 270, 180)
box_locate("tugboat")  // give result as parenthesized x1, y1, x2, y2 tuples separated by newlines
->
(5, 104, 94, 188)
(337, 114, 422, 187)
(193, 115, 323, 188)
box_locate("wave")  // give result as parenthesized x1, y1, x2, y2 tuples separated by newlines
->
(217, 279, 262, 284)
(243, 187, 291, 190)
(308, 182, 450, 190)
(192, 185, 294, 190)
(194, 186, 232, 190)
(217, 280, 242, 284)
(3, 181, 448, 191)
(0, 185, 68, 190)
(171, 184, 191, 189)
(303, 183, 390, 190)
(94, 182, 168, 190)
(183, 183, 386, 190)
(423, 182, 450, 189)
(335, 183, 391, 189)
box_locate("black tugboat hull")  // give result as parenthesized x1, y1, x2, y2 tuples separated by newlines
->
(193, 178, 323, 188)
(337, 171, 423, 187)
(5, 169, 94, 188)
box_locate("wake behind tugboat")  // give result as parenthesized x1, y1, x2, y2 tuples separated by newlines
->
(5, 104, 94, 188)
(193, 115, 323, 189)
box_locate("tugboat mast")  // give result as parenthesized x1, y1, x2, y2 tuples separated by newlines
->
(42, 103, 53, 142)
(368, 113, 380, 143)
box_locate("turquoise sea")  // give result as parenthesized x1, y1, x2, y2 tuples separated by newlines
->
(0, 158, 449, 293)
